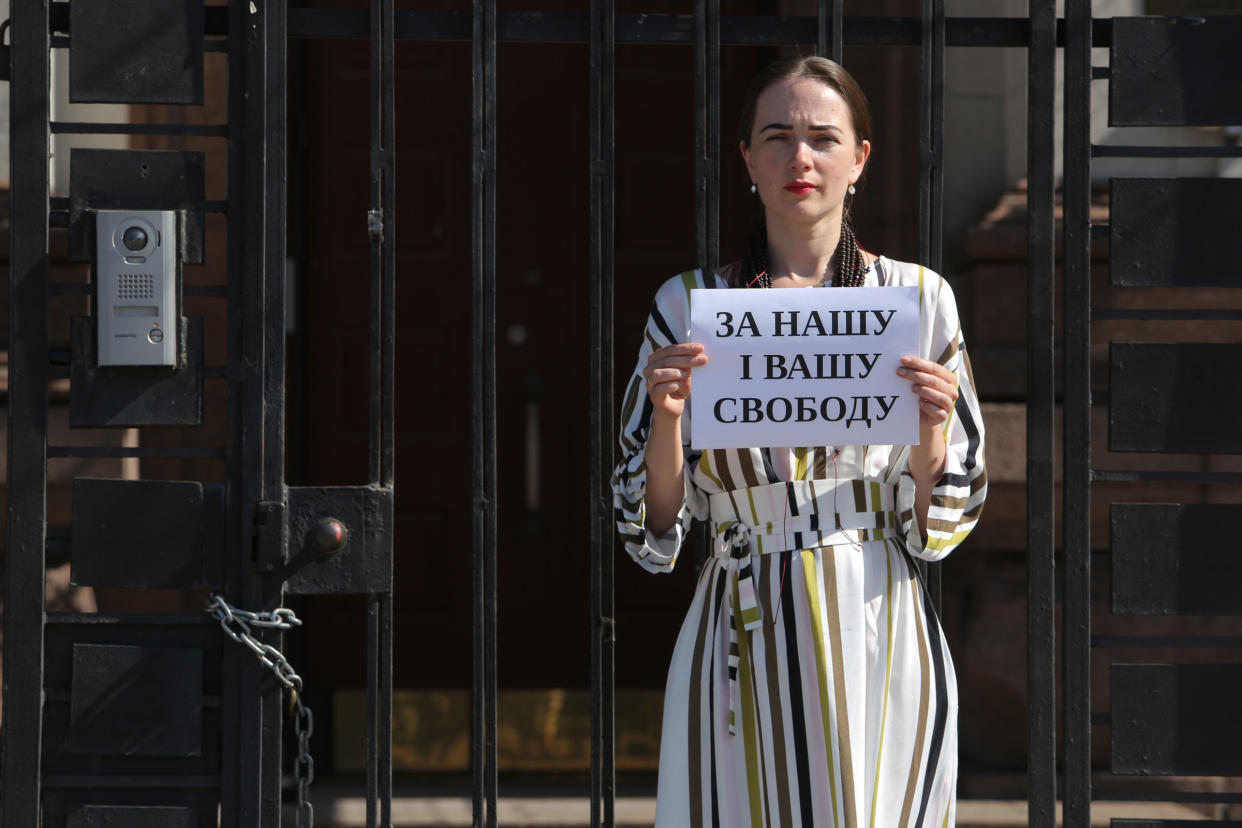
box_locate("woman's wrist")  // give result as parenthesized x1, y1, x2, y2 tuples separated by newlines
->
(651, 406, 682, 425)
(910, 428, 947, 481)
(645, 411, 685, 537)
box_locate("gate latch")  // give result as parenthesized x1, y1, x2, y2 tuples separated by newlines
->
(283, 486, 393, 595)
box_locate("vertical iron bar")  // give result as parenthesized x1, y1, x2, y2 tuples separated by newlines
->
(240, 6, 267, 821)
(380, 1, 397, 821)
(693, 0, 719, 269)
(689, 0, 719, 573)
(691, 0, 717, 572)
(918, 0, 930, 272)
(917, 0, 944, 273)
(816, 0, 843, 63)
(472, 0, 499, 825)
(914, 0, 930, 592)
(381, 0, 396, 491)
(928, 0, 944, 275)
(223, 0, 247, 818)
(918, 0, 946, 607)
(588, 0, 616, 825)
(261, 1, 289, 820)
(235, 0, 287, 820)
(694, 0, 706, 266)
(367, 0, 396, 818)
(1, 0, 50, 821)
(589, 0, 602, 811)
(368, 0, 381, 485)
(1027, 1, 1058, 826)
(367, 596, 380, 827)
(483, 49, 500, 828)
(380, 592, 394, 827)
(262, 0, 287, 528)
(1062, 1, 1093, 825)
(707, 0, 720, 271)
(369, 0, 395, 487)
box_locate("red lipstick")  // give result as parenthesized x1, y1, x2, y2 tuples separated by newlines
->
(784, 180, 815, 194)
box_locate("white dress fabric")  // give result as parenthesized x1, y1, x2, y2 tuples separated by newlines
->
(612, 258, 987, 828)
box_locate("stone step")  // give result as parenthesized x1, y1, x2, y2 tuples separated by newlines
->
(287, 794, 1213, 827)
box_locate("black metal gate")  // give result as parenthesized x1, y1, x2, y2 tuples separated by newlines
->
(1056, 4, 1242, 826)
(5, 2, 1241, 827)
(3, 0, 395, 824)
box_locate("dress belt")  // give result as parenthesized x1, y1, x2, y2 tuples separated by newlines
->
(708, 479, 899, 735)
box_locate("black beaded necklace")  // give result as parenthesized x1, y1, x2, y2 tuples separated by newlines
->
(740, 220, 870, 289)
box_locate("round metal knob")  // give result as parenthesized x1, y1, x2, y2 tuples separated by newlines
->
(312, 517, 349, 555)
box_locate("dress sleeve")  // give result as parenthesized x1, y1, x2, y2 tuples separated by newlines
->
(894, 273, 988, 561)
(611, 274, 709, 574)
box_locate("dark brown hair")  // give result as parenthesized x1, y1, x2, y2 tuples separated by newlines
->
(737, 55, 873, 152)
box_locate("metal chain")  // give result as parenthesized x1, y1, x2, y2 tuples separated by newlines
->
(207, 594, 315, 828)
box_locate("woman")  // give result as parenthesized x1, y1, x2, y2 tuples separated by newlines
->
(612, 56, 986, 827)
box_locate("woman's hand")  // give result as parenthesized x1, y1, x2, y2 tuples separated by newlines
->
(644, 343, 708, 419)
(898, 355, 957, 535)
(642, 343, 707, 536)
(897, 355, 958, 431)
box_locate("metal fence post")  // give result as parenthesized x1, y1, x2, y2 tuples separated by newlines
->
(2, 0, 51, 818)
(589, 0, 617, 824)
(1026, 2, 1058, 825)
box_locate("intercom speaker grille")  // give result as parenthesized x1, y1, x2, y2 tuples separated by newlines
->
(117, 273, 155, 301)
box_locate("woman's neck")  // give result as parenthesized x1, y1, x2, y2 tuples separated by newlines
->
(764, 215, 843, 286)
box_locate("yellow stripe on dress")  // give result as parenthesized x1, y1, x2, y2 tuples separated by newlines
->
(732, 576, 766, 828)
(680, 269, 699, 309)
(802, 549, 842, 826)
(868, 539, 897, 828)
(698, 450, 725, 490)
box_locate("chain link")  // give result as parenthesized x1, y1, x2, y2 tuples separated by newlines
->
(208, 594, 315, 828)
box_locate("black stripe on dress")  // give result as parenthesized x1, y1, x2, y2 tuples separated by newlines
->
(760, 447, 780, 485)
(650, 301, 679, 346)
(786, 481, 803, 552)
(780, 550, 815, 827)
(913, 576, 950, 827)
(630, 394, 653, 445)
(709, 570, 727, 828)
(955, 387, 982, 472)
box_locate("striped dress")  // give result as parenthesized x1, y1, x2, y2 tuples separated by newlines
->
(612, 257, 987, 828)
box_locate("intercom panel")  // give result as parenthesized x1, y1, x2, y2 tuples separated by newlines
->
(95, 210, 179, 367)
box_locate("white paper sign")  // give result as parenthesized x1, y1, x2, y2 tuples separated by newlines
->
(689, 286, 921, 449)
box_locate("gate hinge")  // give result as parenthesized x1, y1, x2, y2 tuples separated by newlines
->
(253, 500, 286, 574)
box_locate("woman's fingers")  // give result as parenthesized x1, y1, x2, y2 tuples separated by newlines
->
(898, 357, 957, 398)
(644, 343, 707, 403)
(917, 398, 951, 424)
(647, 342, 705, 362)
(647, 367, 690, 387)
(645, 353, 706, 374)
(912, 382, 955, 413)
(898, 355, 957, 424)
(646, 343, 707, 368)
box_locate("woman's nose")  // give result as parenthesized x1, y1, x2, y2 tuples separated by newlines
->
(789, 140, 812, 170)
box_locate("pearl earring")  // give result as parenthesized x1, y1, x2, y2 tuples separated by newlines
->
(848, 184, 856, 195)
(750, 183, 757, 194)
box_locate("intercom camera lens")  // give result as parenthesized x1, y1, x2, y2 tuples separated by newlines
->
(121, 226, 148, 251)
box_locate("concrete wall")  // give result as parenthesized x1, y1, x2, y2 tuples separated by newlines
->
(942, 0, 1028, 256)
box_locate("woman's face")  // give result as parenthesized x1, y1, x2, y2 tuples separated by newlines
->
(740, 76, 870, 233)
